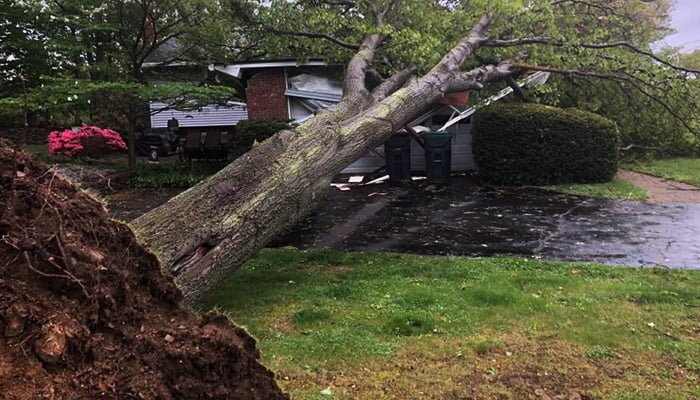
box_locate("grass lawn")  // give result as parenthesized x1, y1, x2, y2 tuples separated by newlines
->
(544, 178, 647, 201)
(22, 144, 224, 188)
(22, 143, 132, 170)
(24, 143, 49, 158)
(627, 158, 700, 187)
(200, 249, 700, 400)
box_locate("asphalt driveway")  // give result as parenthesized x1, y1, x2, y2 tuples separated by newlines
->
(275, 176, 700, 269)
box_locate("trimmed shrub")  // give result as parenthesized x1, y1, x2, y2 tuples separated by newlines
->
(47, 124, 127, 157)
(233, 118, 290, 151)
(473, 104, 620, 185)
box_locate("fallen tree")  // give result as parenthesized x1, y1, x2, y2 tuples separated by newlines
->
(133, 0, 700, 305)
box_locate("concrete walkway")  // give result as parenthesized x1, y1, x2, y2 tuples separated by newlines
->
(618, 170, 700, 204)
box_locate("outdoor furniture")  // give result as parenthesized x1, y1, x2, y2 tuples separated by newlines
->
(180, 130, 229, 163)
(183, 131, 204, 162)
(203, 130, 228, 161)
(136, 128, 177, 156)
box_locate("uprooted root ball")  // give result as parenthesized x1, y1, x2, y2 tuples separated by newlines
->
(0, 139, 288, 399)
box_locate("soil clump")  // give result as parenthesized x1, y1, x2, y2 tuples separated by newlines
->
(0, 140, 288, 399)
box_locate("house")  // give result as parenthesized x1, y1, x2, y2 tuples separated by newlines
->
(145, 58, 549, 174)
(149, 101, 248, 132)
(143, 56, 250, 135)
(210, 60, 485, 174)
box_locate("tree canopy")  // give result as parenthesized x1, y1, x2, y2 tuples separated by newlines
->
(1, 0, 234, 86)
(235, 0, 697, 154)
(1, 0, 241, 167)
(1, 0, 698, 157)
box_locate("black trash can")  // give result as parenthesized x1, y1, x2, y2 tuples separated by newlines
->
(424, 131, 452, 182)
(384, 133, 412, 183)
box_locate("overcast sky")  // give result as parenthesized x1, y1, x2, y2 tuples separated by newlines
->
(660, 0, 700, 53)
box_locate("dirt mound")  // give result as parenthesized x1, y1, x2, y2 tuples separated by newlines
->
(0, 140, 288, 399)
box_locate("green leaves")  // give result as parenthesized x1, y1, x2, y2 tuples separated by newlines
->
(473, 103, 620, 185)
(0, 80, 238, 124)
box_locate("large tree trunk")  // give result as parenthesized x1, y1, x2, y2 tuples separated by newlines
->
(133, 14, 514, 305)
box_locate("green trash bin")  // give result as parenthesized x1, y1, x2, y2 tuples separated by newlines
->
(424, 131, 452, 182)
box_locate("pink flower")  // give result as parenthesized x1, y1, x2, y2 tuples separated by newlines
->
(47, 125, 127, 157)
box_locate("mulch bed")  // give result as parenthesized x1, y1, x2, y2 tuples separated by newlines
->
(0, 139, 288, 399)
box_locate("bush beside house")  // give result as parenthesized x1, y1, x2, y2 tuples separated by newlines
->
(473, 104, 620, 185)
(233, 118, 290, 151)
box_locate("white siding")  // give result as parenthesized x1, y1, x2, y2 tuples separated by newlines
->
(342, 146, 386, 174)
(150, 102, 248, 128)
(341, 114, 476, 174)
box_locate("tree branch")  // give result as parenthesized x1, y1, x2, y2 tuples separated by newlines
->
(265, 28, 360, 50)
(578, 42, 700, 74)
(371, 65, 418, 101)
(515, 63, 698, 134)
(506, 76, 530, 102)
(299, 0, 357, 8)
(365, 68, 385, 89)
(342, 34, 387, 96)
(551, 0, 617, 15)
(379, 0, 399, 24)
(439, 13, 495, 71)
(447, 62, 518, 92)
(483, 38, 700, 75)
(483, 37, 550, 47)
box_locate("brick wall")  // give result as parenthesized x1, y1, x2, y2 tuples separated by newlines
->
(246, 69, 289, 120)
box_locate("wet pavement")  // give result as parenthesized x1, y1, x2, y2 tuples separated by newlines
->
(275, 176, 700, 269)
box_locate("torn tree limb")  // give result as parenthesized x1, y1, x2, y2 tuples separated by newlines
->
(447, 62, 517, 92)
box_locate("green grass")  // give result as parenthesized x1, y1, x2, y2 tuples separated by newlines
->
(200, 249, 700, 399)
(627, 158, 700, 187)
(544, 178, 647, 201)
(22, 143, 131, 170)
(23, 144, 223, 188)
(24, 143, 48, 158)
(130, 162, 225, 188)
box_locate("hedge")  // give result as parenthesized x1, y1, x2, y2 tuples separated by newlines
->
(473, 103, 620, 185)
(234, 118, 290, 151)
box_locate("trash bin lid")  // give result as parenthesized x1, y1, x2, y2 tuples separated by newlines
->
(425, 131, 452, 147)
(426, 130, 451, 137)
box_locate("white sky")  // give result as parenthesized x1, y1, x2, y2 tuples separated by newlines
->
(660, 0, 700, 53)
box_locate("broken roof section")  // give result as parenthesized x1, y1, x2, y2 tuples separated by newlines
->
(212, 59, 343, 124)
(286, 71, 343, 123)
(210, 59, 329, 79)
(212, 60, 550, 126)
(438, 71, 550, 131)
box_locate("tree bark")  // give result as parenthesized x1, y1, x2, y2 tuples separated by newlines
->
(132, 14, 515, 305)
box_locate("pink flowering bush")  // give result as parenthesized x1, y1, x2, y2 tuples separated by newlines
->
(48, 125, 127, 157)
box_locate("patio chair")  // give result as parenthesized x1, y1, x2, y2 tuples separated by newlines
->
(183, 131, 204, 163)
(203, 130, 228, 161)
